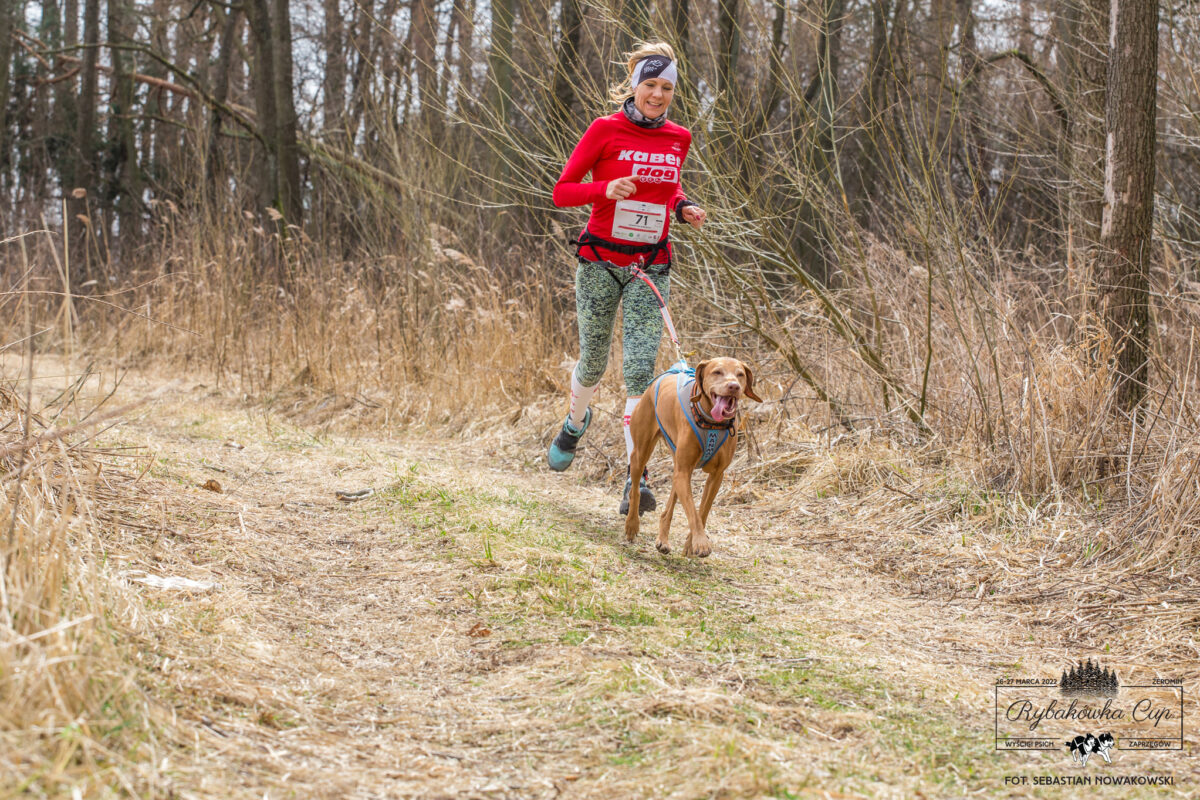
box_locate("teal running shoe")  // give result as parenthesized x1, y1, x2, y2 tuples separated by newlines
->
(547, 408, 591, 471)
(619, 468, 656, 516)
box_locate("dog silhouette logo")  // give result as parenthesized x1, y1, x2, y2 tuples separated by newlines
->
(1065, 732, 1115, 766)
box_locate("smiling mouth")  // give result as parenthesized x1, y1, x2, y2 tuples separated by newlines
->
(709, 393, 739, 421)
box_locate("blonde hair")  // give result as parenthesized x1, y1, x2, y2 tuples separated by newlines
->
(608, 42, 678, 104)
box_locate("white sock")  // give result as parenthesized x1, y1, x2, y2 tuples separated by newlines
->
(568, 368, 597, 428)
(623, 396, 639, 464)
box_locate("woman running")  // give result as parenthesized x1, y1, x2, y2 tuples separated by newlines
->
(546, 41, 707, 515)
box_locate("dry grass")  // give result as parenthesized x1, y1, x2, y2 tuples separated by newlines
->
(29, 368, 1200, 797)
(2, 348, 1198, 797)
(0, 378, 170, 796)
(48, 208, 1200, 662)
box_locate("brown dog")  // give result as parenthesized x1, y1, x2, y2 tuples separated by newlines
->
(624, 358, 762, 557)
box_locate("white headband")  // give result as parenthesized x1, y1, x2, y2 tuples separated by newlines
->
(633, 56, 678, 87)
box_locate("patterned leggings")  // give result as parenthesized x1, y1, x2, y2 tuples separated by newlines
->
(573, 259, 670, 396)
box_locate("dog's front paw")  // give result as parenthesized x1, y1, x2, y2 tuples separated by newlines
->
(655, 535, 670, 555)
(685, 533, 712, 558)
(624, 516, 639, 543)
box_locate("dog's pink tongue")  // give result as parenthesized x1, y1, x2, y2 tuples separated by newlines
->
(711, 395, 733, 421)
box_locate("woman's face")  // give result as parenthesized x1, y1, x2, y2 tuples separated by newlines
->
(633, 77, 675, 119)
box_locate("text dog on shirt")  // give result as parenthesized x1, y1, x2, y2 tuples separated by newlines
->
(617, 150, 680, 184)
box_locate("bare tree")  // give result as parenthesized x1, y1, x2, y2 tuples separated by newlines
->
(206, 5, 242, 185)
(0, 0, 15, 162)
(271, 0, 303, 223)
(71, 0, 102, 268)
(107, 0, 140, 242)
(807, 0, 846, 170)
(1099, 0, 1159, 409)
(552, 0, 582, 121)
(245, 0, 302, 223)
(488, 0, 515, 125)
(671, 0, 690, 64)
(412, 0, 439, 132)
(716, 0, 739, 101)
(142, 0, 171, 184)
(323, 0, 346, 140)
(1059, 0, 1108, 251)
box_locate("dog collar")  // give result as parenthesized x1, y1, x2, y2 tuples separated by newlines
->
(691, 398, 735, 430)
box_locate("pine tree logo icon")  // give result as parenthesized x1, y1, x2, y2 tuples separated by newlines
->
(1059, 659, 1119, 698)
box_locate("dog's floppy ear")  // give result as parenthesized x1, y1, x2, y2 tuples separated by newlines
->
(742, 363, 763, 402)
(690, 360, 709, 405)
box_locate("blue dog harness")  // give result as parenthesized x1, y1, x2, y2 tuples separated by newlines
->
(651, 362, 734, 467)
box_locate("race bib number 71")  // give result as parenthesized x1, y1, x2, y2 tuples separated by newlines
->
(612, 200, 667, 244)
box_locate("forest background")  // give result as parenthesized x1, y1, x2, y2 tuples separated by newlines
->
(2, 0, 1191, 453)
(3, 0, 1200, 794)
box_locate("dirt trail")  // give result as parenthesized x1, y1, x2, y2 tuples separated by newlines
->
(65, 371, 1194, 798)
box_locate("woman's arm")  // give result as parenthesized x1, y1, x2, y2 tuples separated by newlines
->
(553, 121, 610, 208)
(670, 133, 704, 227)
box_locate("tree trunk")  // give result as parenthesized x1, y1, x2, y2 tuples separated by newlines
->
(245, 0, 302, 224)
(0, 0, 15, 158)
(271, 0, 303, 224)
(487, 0, 514, 125)
(378, 0, 403, 128)
(857, 0, 893, 207)
(671, 0, 690, 64)
(107, 0, 140, 243)
(323, 0, 346, 140)
(439, 0, 462, 112)
(1018, 0, 1034, 54)
(207, 7, 242, 187)
(1099, 0, 1158, 410)
(751, 0, 787, 137)
(716, 0, 739, 101)
(43, 0, 78, 197)
(552, 0, 582, 122)
(75, 0, 101, 189)
(412, 0, 440, 132)
(71, 0, 101, 271)
(244, 0, 280, 217)
(809, 0, 845, 170)
(956, 0, 988, 206)
(454, 0, 476, 111)
(625, 0, 650, 46)
(142, 0, 171, 186)
(347, 0, 373, 142)
(1061, 0, 1108, 249)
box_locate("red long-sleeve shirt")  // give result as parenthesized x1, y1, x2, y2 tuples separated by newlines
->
(553, 112, 692, 267)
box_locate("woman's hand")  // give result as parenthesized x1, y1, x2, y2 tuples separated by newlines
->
(681, 204, 707, 229)
(605, 176, 638, 201)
